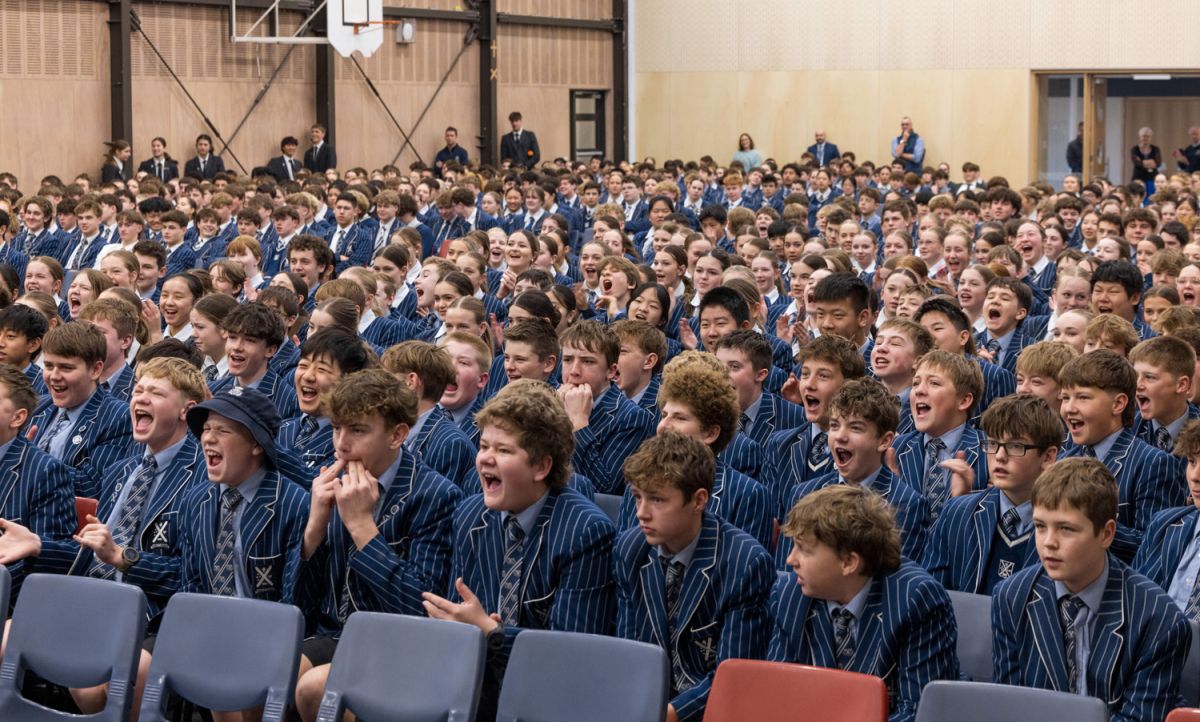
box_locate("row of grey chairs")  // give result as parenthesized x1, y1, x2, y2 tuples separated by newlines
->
(0, 571, 671, 722)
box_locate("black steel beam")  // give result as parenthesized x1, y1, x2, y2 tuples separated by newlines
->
(497, 13, 614, 31)
(109, 0, 133, 142)
(477, 0, 498, 166)
(315, 44, 336, 144)
(381, 6, 478, 23)
(149, 0, 311, 9)
(611, 0, 627, 162)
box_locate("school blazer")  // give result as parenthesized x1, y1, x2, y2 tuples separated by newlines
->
(1059, 428, 1184, 562)
(0, 437, 76, 603)
(922, 487, 1041, 594)
(745, 392, 807, 447)
(275, 416, 334, 491)
(616, 461, 773, 550)
(776, 468, 930, 569)
(976, 358, 1016, 421)
(103, 364, 136, 404)
(37, 437, 206, 624)
(29, 389, 136, 499)
(572, 384, 657, 495)
(717, 432, 764, 482)
(322, 223, 373, 274)
(305, 450, 462, 637)
(407, 406, 478, 492)
(1132, 505, 1200, 594)
(209, 368, 300, 421)
(136, 157, 180, 182)
(614, 512, 773, 722)
(992, 556, 1190, 722)
(767, 562, 960, 722)
(1132, 404, 1200, 478)
(763, 421, 834, 521)
(451, 487, 616, 668)
(178, 469, 310, 604)
(183, 155, 225, 180)
(304, 143, 337, 173)
(891, 426, 989, 516)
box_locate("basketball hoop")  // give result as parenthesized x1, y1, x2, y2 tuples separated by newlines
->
(228, 0, 386, 58)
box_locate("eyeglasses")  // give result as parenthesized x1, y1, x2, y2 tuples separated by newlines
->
(983, 440, 1046, 457)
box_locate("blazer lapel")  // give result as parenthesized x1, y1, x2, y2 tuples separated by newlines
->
(897, 438, 922, 488)
(196, 484, 219, 586)
(854, 580, 887, 676)
(971, 491, 997, 592)
(518, 490, 559, 602)
(708, 465, 727, 517)
(1027, 574, 1071, 692)
(0, 441, 28, 514)
(673, 515, 719, 647)
(239, 471, 280, 552)
(638, 551, 669, 647)
(466, 508, 501, 611)
(65, 392, 104, 465)
(807, 603, 838, 668)
(1089, 561, 1127, 704)
(1104, 428, 1134, 479)
(141, 438, 201, 529)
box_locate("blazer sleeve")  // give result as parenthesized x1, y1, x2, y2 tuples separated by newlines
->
(1112, 598, 1190, 722)
(279, 487, 312, 606)
(889, 581, 959, 722)
(989, 580, 1022, 685)
(920, 512, 954, 588)
(572, 411, 653, 495)
(548, 516, 616, 636)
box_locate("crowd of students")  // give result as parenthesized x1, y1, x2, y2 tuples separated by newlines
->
(0, 127, 1199, 722)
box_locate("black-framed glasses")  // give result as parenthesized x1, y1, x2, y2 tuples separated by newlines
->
(983, 440, 1046, 457)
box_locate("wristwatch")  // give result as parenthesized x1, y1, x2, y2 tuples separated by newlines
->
(118, 546, 140, 572)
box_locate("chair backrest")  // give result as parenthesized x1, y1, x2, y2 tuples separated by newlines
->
(74, 496, 98, 535)
(0, 564, 10, 615)
(316, 612, 485, 722)
(594, 493, 622, 524)
(496, 630, 668, 722)
(914, 681, 1110, 722)
(138, 593, 303, 722)
(0, 574, 147, 722)
(1168, 709, 1200, 722)
(704, 660, 888, 722)
(946, 590, 993, 682)
(1184, 619, 1200, 707)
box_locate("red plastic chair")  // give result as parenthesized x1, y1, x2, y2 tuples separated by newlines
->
(1168, 710, 1200, 722)
(74, 496, 98, 535)
(703, 659, 889, 722)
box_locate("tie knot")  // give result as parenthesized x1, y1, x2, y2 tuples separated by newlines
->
(832, 607, 854, 627)
(504, 515, 524, 544)
(1082, 445, 1097, 458)
(927, 438, 946, 457)
(222, 486, 243, 511)
(1059, 594, 1083, 624)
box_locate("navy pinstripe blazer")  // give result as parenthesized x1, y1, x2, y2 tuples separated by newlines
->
(776, 468, 929, 569)
(0, 437, 76, 604)
(450, 487, 615, 666)
(744, 392, 807, 447)
(992, 556, 1190, 721)
(717, 432, 764, 482)
(323, 223, 373, 274)
(407, 406, 478, 492)
(767, 562, 960, 722)
(275, 415, 334, 491)
(37, 437, 206, 625)
(1059, 428, 1185, 561)
(1133, 505, 1200, 603)
(632, 374, 662, 418)
(29, 389, 136, 499)
(23, 364, 47, 399)
(892, 425, 989, 521)
(178, 468, 309, 604)
(762, 421, 834, 521)
(616, 461, 774, 550)
(361, 313, 422, 349)
(209, 368, 300, 421)
(975, 323, 1038, 375)
(305, 449, 461, 637)
(614, 512, 772, 722)
(1132, 404, 1200, 478)
(922, 487, 1040, 594)
(102, 364, 136, 404)
(572, 384, 656, 495)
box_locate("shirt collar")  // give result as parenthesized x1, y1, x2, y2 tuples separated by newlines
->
(375, 450, 406, 499)
(357, 308, 377, 333)
(998, 491, 1033, 533)
(656, 527, 702, 572)
(1032, 255, 1051, 274)
(826, 577, 873, 620)
(925, 422, 966, 456)
(222, 464, 267, 504)
(407, 407, 434, 446)
(744, 391, 764, 426)
(503, 488, 551, 539)
(1091, 427, 1124, 461)
(1156, 411, 1191, 444)
(147, 435, 188, 473)
(1054, 556, 1109, 610)
(841, 464, 883, 490)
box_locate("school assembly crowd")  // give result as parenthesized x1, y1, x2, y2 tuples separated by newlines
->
(3, 112, 1200, 722)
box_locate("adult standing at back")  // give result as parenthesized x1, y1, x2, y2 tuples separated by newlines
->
(807, 130, 840, 168)
(500, 111, 540, 169)
(733, 132, 762, 171)
(891, 116, 925, 174)
(1172, 126, 1200, 173)
(304, 124, 337, 174)
(1131, 126, 1162, 194)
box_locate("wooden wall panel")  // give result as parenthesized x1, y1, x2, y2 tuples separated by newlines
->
(1124, 99, 1200, 173)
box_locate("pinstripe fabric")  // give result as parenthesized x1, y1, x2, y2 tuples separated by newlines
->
(29, 390, 137, 499)
(614, 512, 772, 722)
(451, 488, 615, 674)
(269, 337, 301, 374)
(362, 314, 423, 349)
(323, 223, 372, 274)
(1059, 428, 1186, 562)
(37, 437, 206, 626)
(177, 469, 310, 604)
(762, 422, 834, 522)
(633, 374, 662, 418)
(892, 426, 989, 518)
(0, 437, 76, 606)
(571, 384, 656, 495)
(974, 322, 1038, 375)
(209, 367, 301, 421)
(304, 450, 461, 638)
(1133, 505, 1200, 605)
(616, 461, 774, 550)
(992, 555, 1191, 721)
(717, 432, 764, 481)
(767, 562, 960, 722)
(164, 242, 197, 277)
(1132, 404, 1200, 476)
(975, 358, 1016, 421)
(775, 468, 930, 570)
(102, 364, 136, 403)
(407, 406, 478, 492)
(23, 364, 47, 400)
(275, 416, 335, 491)
(922, 487, 1040, 594)
(744, 392, 807, 447)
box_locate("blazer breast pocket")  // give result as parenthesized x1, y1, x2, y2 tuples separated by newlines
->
(522, 589, 555, 629)
(247, 553, 282, 600)
(680, 619, 721, 672)
(144, 511, 177, 554)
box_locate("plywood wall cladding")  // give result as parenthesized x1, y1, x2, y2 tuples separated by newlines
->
(634, 0, 1200, 185)
(0, 0, 109, 185)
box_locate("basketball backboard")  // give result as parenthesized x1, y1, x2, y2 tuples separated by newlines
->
(229, 0, 385, 58)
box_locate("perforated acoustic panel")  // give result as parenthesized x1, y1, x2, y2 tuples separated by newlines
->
(1, 0, 98, 78)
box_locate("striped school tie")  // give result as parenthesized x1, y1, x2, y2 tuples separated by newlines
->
(210, 487, 243, 597)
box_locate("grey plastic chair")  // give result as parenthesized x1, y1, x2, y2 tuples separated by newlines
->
(0, 563, 11, 615)
(946, 590, 993, 682)
(0, 573, 147, 721)
(1183, 619, 1200, 706)
(496, 630, 668, 722)
(594, 493, 623, 525)
(915, 680, 1110, 722)
(316, 612, 485, 722)
(138, 592, 303, 722)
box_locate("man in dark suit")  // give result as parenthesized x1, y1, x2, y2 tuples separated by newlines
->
(500, 111, 540, 169)
(806, 130, 840, 168)
(183, 134, 225, 181)
(303, 124, 337, 174)
(267, 136, 302, 183)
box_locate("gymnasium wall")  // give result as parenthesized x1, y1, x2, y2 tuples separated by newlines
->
(632, 0, 1200, 183)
